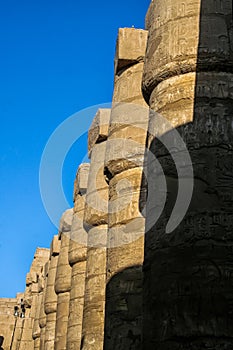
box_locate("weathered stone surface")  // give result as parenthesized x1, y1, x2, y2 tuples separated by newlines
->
(82, 118, 109, 348)
(68, 212, 87, 265)
(67, 164, 90, 350)
(4, 2, 233, 349)
(82, 226, 107, 350)
(73, 163, 90, 201)
(149, 72, 196, 127)
(0, 298, 18, 350)
(54, 292, 70, 350)
(43, 238, 60, 350)
(88, 109, 111, 157)
(107, 223, 144, 278)
(16, 248, 50, 350)
(39, 262, 49, 331)
(50, 235, 61, 258)
(10, 294, 25, 350)
(115, 28, 148, 74)
(84, 142, 108, 227)
(104, 265, 143, 350)
(33, 293, 43, 341)
(113, 63, 147, 106)
(67, 261, 86, 350)
(39, 327, 46, 350)
(18, 309, 33, 350)
(44, 255, 59, 315)
(142, 0, 233, 348)
(54, 210, 73, 350)
(142, 0, 233, 103)
(104, 26, 148, 350)
(108, 168, 146, 228)
(44, 312, 57, 350)
(105, 44, 148, 177)
(69, 222, 86, 266)
(55, 211, 73, 294)
(105, 223, 144, 349)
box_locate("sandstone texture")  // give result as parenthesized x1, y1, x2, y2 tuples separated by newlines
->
(67, 164, 89, 350)
(81, 109, 110, 350)
(1, 2, 233, 350)
(54, 209, 73, 350)
(104, 27, 148, 350)
(44, 237, 60, 350)
(142, 0, 233, 349)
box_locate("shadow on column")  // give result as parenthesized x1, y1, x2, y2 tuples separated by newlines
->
(104, 265, 143, 349)
(0, 336, 4, 350)
(142, 1, 233, 349)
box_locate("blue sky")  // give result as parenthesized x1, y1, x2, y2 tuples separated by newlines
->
(0, 0, 150, 297)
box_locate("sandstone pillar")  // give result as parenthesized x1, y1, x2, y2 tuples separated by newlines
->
(104, 28, 148, 349)
(44, 236, 60, 350)
(81, 109, 111, 350)
(0, 297, 18, 349)
(33, 292, 43, 350)
(17, 249, 49, 350)
(54, 209, 73, 350)
(32, 250, 50, 350)
(10, 293, 25, 350)
(142, 0, 233, 348)
(67, 163, 90, 350)
(39, 261, 49, 350)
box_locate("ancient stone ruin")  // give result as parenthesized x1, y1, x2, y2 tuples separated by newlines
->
(1, 1, 233, 349)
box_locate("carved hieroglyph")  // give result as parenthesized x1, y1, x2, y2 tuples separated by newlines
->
(104, 28, 148, 350)
(0, 298, 18, 349)
(16, 248, 49, 350)
(67, 163, 89, 350)
(54, 209, 73, 350)
(81, 109, 110, 350)
(142, 0, 233, 349)
(44, 236, 60, 350)
(39, 261, 49, 350)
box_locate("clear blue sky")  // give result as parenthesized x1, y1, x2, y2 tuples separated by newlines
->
(0, 0, 150, 297)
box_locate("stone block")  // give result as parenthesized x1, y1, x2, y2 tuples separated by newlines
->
(115, 28, 148, 74)
(108, 168, 146, 227)
(142, 0, 233, 102)
(55, 233, 72, 294)
(105, 103, 148, 177)
(58, 209, 73, 238)
(67, 261, 87, 350)
(44, 255, 59, 315)
(44, 312, 57, 350)
(50, 236, 60, 258)
(69, 212, 87, 265)
(88, 109, 111, 157)
(73, 163, 90, 200)
(107, 227, 144, 281)
(113, 62, 147, 106)
(84, 143, 109, 227)
(54, 292, 70, 350)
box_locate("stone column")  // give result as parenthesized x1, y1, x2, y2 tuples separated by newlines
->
(33, 250, 50, 350)
(0, 297, 18, 349)
(54, 209, 73, 350)
(18, 248, 50, 350)
(81, 109, 111, 350)
(104, 28, 148, 349)
(39, 261, 49, 350)
(33, 293, 43, 350)
(142, 0, 233, 349)
(67, 163, 90, 350)
(11, 293, 25, 350)
(44, 236, 60, 350)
